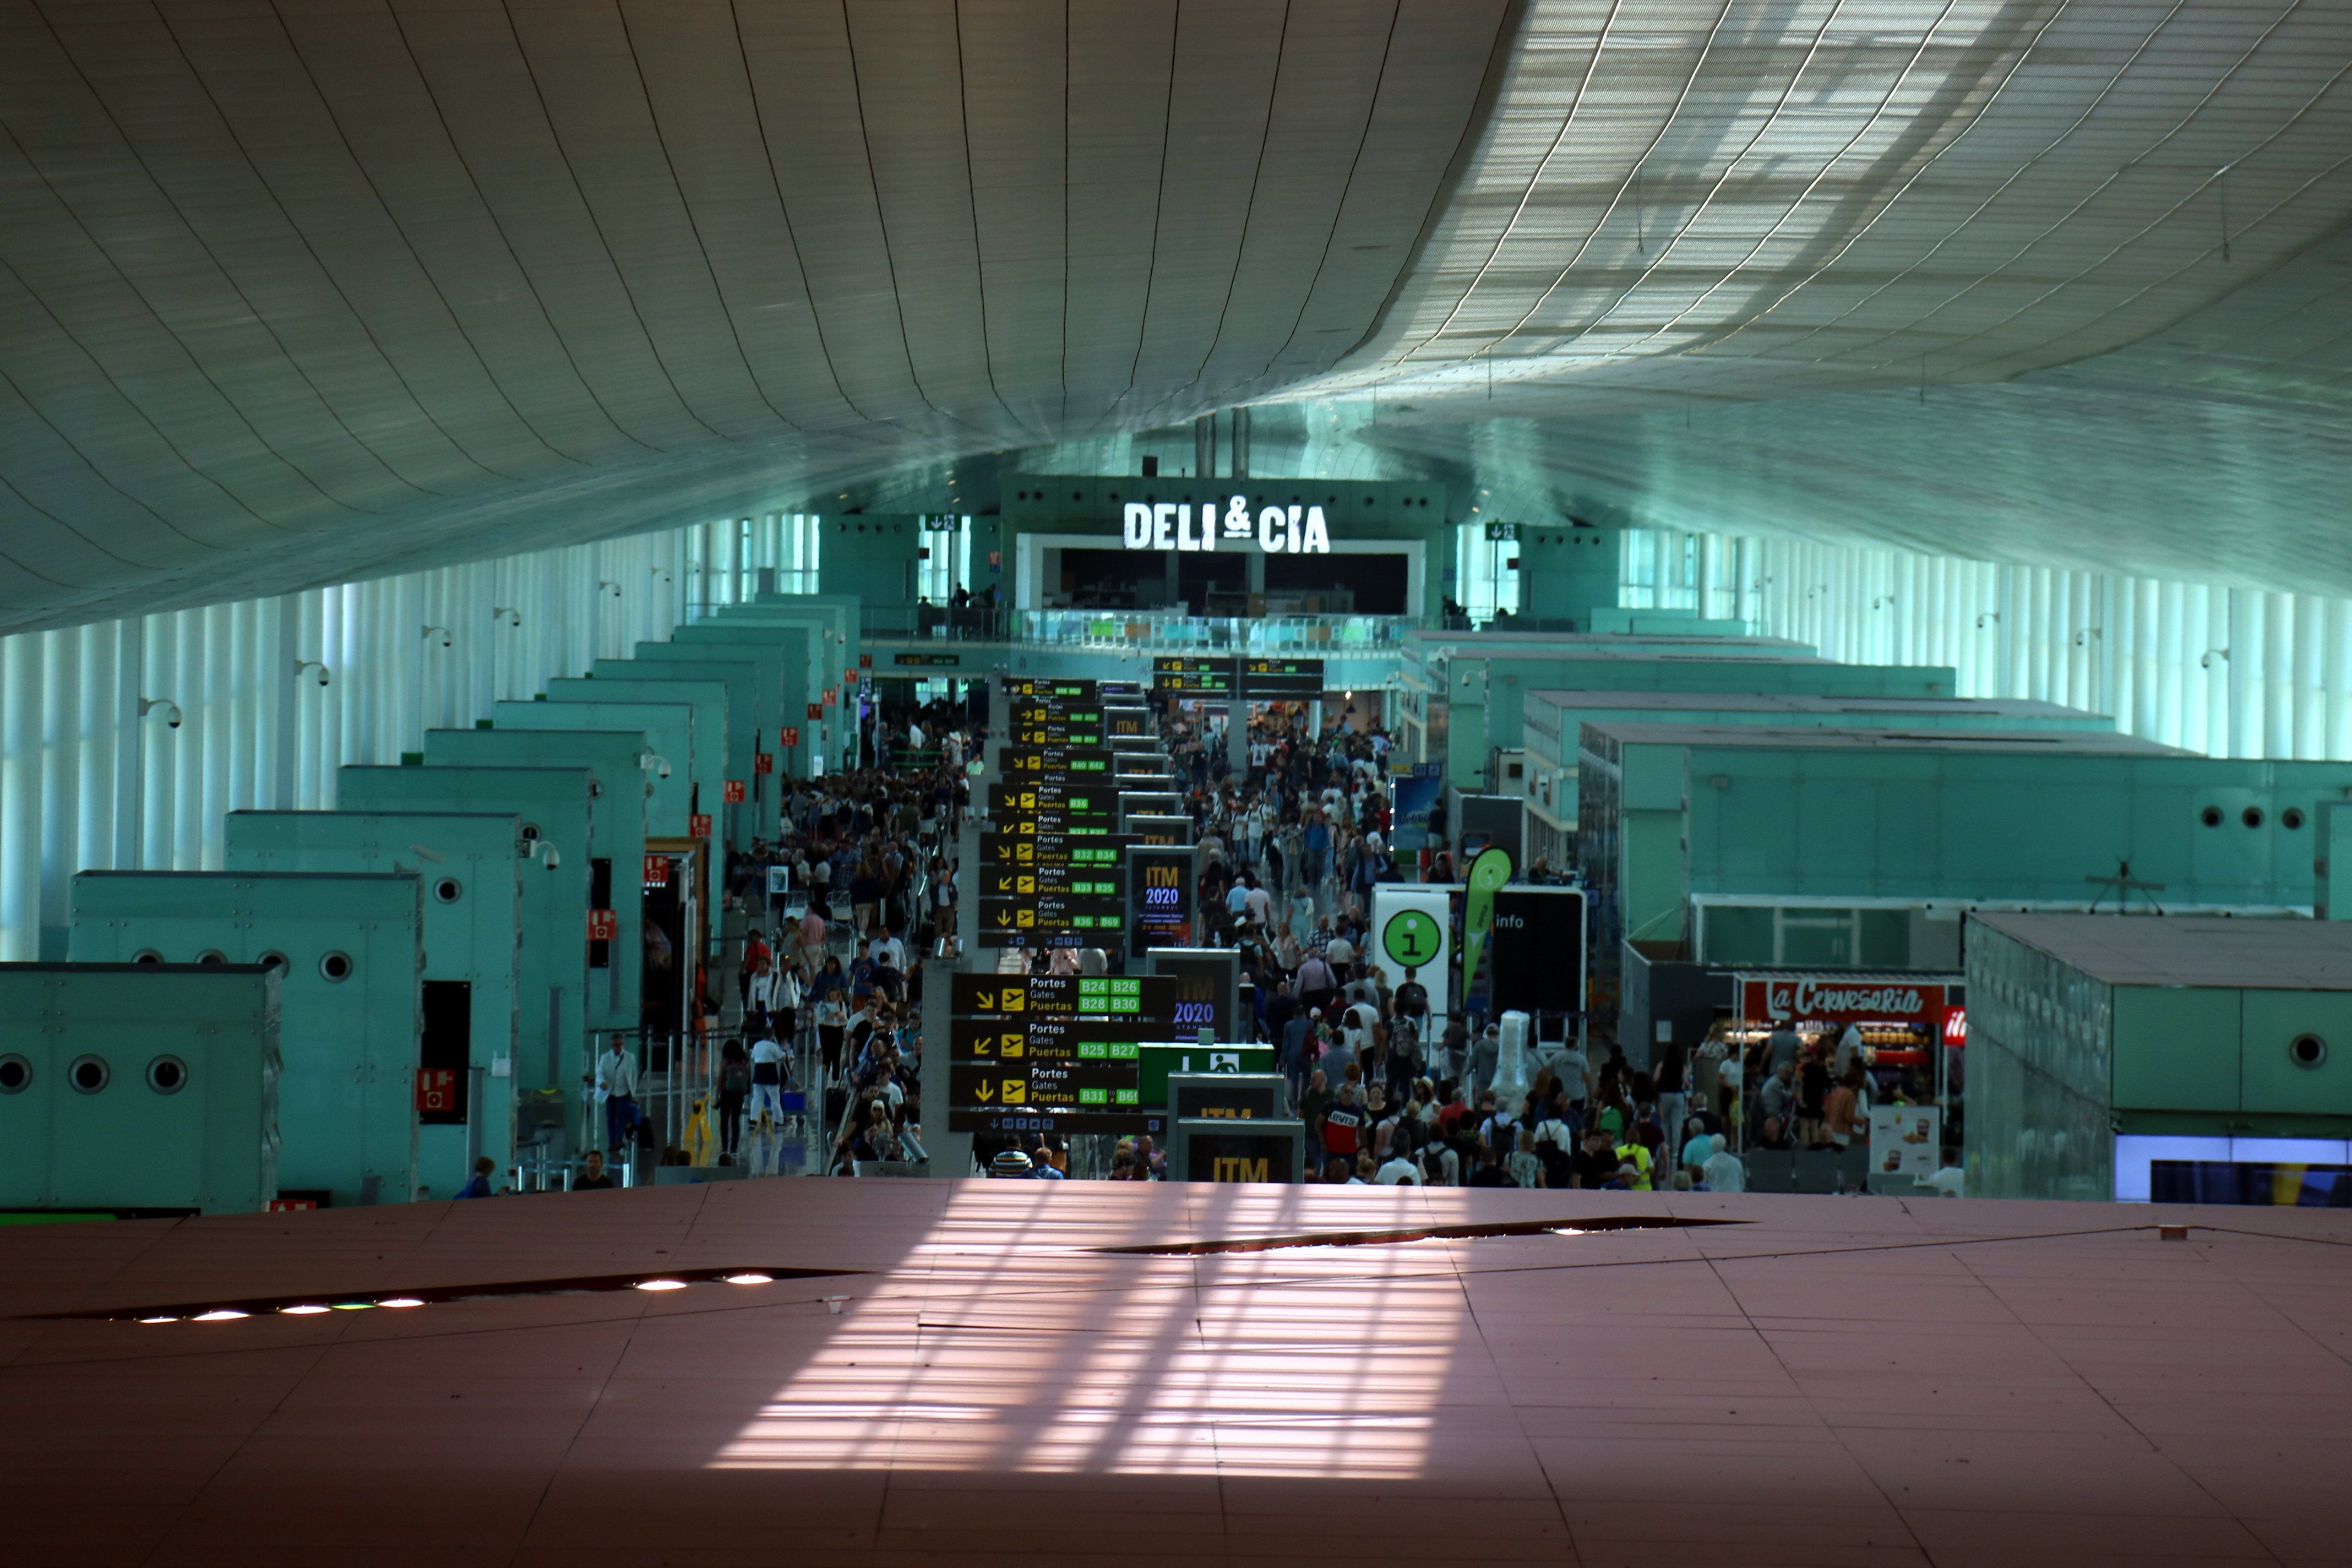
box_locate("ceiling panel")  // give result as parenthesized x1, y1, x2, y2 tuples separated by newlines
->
(0, 0, 1510, 632)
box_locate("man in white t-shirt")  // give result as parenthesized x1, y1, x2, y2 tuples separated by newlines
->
(1375, 1147, 1421, 1184)
(748, 1033, 788, 1125)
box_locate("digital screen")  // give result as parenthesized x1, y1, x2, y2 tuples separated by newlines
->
(948, 975, 1178, 1132)
(1237, 657, 1323, 698)
(1150, 950, 1236, 1040)
(1153, 656, 1235, 694)
(893, 652, 961, 666)
(1178, 1123, 1303, 1183)
(1128, 843, 1194, 952)
(1170, 1075, 1289, 1120)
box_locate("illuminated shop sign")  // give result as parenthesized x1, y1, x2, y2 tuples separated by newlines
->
(1121, 495, 1331, 554)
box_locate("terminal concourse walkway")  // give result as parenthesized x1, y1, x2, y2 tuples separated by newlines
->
(1, 1179, 2346, 1566)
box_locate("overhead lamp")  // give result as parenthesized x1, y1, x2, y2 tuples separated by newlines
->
(633, 1279, 688, 1292)
(378, 1297, 424, 1309)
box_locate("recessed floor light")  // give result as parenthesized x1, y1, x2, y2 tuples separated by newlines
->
(59, 1265, 856, 1322)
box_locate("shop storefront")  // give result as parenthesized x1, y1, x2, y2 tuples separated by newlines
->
(997, 475, 1447, 619)
(1709, 971, 1963, 1174)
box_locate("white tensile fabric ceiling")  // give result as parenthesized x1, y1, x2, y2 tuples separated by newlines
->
(4, 0, 2351, 634)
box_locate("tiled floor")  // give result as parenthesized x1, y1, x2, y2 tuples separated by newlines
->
(2, 1183, 2348, 1565)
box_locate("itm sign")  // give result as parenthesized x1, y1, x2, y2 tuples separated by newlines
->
(1123, 494, 1332, 555)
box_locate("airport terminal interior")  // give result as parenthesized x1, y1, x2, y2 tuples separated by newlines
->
(3, 2, 2352, 1561)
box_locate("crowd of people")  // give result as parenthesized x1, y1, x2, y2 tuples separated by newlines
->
(592, 682, 1904, 1195)
(693, 694, 975, 1175)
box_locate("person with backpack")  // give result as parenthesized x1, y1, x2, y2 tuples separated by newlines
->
(716, 1038, 751, 1162)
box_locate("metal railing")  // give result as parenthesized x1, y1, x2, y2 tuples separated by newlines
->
(1007, 611, 1407, 653)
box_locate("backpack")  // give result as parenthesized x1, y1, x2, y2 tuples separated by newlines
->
(720, 1059, 751, 1095)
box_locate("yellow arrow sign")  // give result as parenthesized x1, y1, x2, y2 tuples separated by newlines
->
(976, 1081, 995, 1102)
(995, 909, 1012, 927)
(972, 990, 994, 1010)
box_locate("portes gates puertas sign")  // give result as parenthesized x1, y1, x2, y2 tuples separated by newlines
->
(1123, 495, 1333, 554)
(1739, 976, 1953, 1028)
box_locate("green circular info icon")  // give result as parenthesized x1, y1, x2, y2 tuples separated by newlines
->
(1382, 908, 1442, 969)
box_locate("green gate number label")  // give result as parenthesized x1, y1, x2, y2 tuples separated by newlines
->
(1383, 908, 1442, 968)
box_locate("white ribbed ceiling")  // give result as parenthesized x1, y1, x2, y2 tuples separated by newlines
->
(7, 0, 2352, 632)
(0, 0, 1510, 631)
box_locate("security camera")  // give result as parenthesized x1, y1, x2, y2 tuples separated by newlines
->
(293, 659, 329, 688)
(165, 710, 182, 729)
(139, 697, 183, 729)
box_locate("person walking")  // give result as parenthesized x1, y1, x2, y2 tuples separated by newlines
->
(590, 1039, 641, 1157)
(716, 1038, 750, 1162)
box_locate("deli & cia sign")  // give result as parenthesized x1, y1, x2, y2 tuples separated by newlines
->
(1122, 495, 1332, 555)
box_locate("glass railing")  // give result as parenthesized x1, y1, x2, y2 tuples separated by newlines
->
(1006, 611, 1408, 652)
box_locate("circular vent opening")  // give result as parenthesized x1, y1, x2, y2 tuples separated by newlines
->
(2284, 807, 2307, 830)
(319, 951, 353, 983)
(2244, 806, 2266, 829)
(68, 1055, 110, 1095)
(2290, 1033, 2328, 1070)
(132, 949, 165, 965)
(258, 951, 289, 975)
(0, 1055, 30, 1094)
(196, 949, 227, 965)
(2199, 806, 2223, 827)
(146, 1055, 188, 1095)
(433, 877, 463, 904)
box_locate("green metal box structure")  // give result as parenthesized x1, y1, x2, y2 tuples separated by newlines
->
(68, 872, 423, 1207)
(0, 963, 280, 1216)
(224, 810, 524, 1196)
(1520, 688, 2114, 863)
(1401, 636, 1959, 793)
(591, 654, 766, 845)
(545, 676, 729, 823)
(417, 732, 651, 1052)
(335, 765, 592, 1110)
(1577, 721, 2346, 1012)
(495, 699, 697, 839)
(1967, 913, 2352, 1203)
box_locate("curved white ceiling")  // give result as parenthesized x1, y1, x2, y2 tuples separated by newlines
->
(6, 0, 2352, 634)
(0, 0, 1511, 631)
